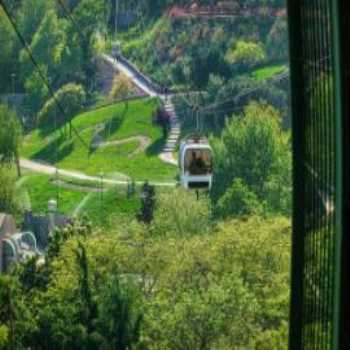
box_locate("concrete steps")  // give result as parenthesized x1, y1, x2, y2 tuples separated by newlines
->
(159, 97, 181, 165)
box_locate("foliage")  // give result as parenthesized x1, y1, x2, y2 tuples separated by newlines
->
(215, 178, 262, 218)
(142, 215, 291, 349)
(138, 182, 156, 224)
(152, 188, 212, 237)
(121, 8, 285, 92)
(23, 65, 50, 113)
(23, 98, 176, 181)
(17, 0, 54, 42)
(0, 167, 18, 214)
(0, 275, 33, 348)
(0, 105, 22, 176)
(109, 73, 134, 102)
(0, 191, 291, 349)
(226, 40, 267, 68)
(266, 17, 289, 62)
(38, 83, 86, 134)
(96, 275, 143, 349)
(0, 324, 9, 349)
(211, 101, 292, 215)
(0, 8, 16, 93)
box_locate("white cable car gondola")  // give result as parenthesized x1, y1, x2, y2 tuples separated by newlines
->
(179, 135, 213, 190)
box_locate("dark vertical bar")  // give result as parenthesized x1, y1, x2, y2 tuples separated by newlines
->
(287, 1, 306, 348)
(330, 0, 343, 348)
(337, 1, 350, 348)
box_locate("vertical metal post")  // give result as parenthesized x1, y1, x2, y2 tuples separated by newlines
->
(330, 0, 344, 348)
(286, 1, 306, 348)
(11, 73, 15, 95)
(100, 173, 104, 224)
(56, 167, 59, 210)
(115, 0, 118, 37)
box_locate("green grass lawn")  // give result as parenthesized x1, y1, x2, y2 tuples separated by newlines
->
(81, 186, 141, 229)
(17, 173, 87, 214)
(22, 98, 177, 181)
(252, 64, 287, 81)
(16, 172, 141, 228)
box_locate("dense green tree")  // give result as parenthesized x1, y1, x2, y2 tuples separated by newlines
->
(0, 8, 16, 93)
(20, 10, 66, 81)
(215, 178, 262, 218)
(23, 65, 49, 113)
(226, 40, 267, 69)
(0, 167, 17, 213)
(0, 105, 22, 177)
(0, 276, 34, 349)
(211, 101, 291, 214)
(109, 73, 134, 106)
(138, 182, 156, 224)
(152, 188, 212, 237)
(17, 0, 54, 42)
(38, 83, 86, 136)
(266, 17, 289, 62)
(97, 276, 143, 349)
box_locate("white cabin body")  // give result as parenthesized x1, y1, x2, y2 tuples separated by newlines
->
(179, 138, 213, 190)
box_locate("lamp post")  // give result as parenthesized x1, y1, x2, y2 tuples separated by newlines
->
(115, 0, 119, 37)
(99, 172, 104, 224)
(11, 73, 16, 96)
(56, 167, 59, 210)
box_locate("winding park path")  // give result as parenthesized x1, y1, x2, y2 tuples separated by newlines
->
(101, 54, 180, 166)
(20, 54, 180, 185)
(93, 135, 152, 157)
(20, 158, 176, 188)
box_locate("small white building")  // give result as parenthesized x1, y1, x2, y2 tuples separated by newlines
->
(0, 213, 41, 273)
(2, 232, 39, 272)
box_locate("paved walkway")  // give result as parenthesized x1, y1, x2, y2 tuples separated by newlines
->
(101, 53, 181, 165)
(93, 135, 152, 157)
(20, 159, 176, 188)
(159, 98, 180, 166)
(20, 54, 181, 184)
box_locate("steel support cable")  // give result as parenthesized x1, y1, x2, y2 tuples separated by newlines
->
(133, 9, 205, 136)
(198, 70, 290, 114)
(59, 0, 194, 121)
(55, 0, 90, 44)
(0, 0, 89, 151)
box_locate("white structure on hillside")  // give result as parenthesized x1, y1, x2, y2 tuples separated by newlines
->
(0, 213, 42, 273)
(179, 136, 213, 190)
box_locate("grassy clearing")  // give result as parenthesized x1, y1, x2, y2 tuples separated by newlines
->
(16, 171, 142, 226)
(252, 64, 287, 81)
(22, 98, 177, 181)
(17, 173, 86, 214)
(81, 186, 141, 229)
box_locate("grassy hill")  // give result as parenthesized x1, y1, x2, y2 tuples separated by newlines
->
(16, 171, 142, 228)
(22, 98, 177, 182)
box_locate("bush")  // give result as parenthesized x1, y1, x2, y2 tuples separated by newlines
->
(151, 188, 212, 237)
(266, 17, 289, 62)
(109, 73, 134, 101)
(226, 40, 266, 69)
(0, 167, 18, 214)
(38, 83, 86, 128)
(215, 178, 262, 218)
(211, 101, 291, 215)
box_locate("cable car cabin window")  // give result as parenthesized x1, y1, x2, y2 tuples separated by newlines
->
(184, 149, 212, 175)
